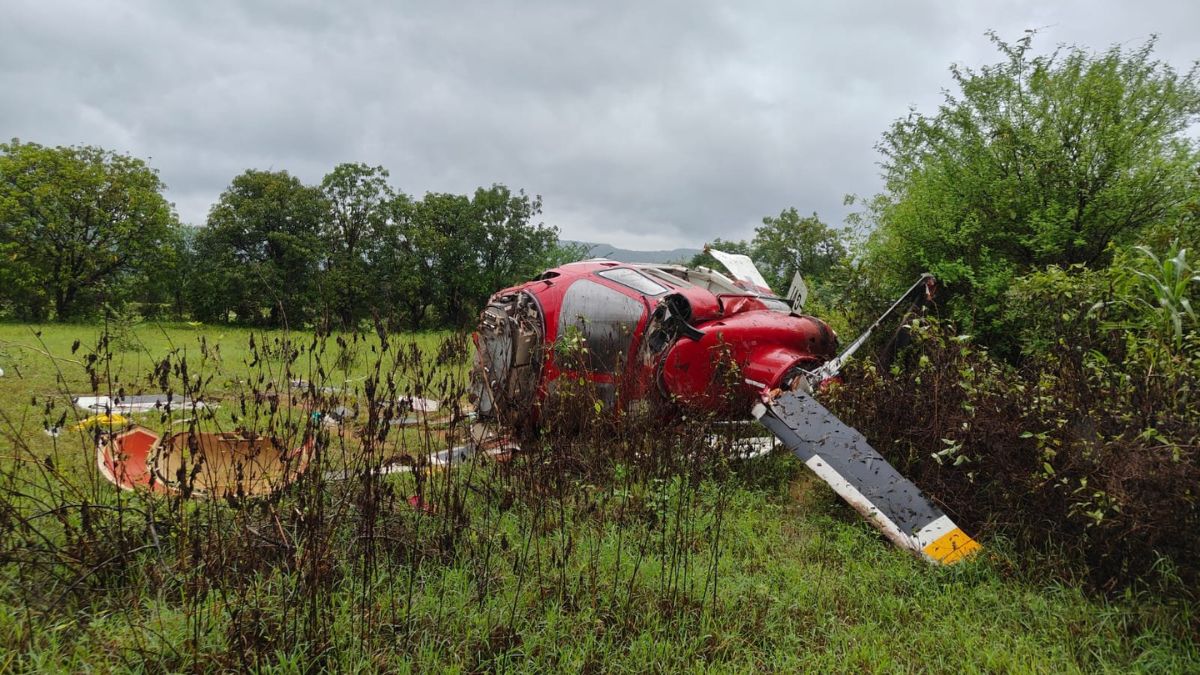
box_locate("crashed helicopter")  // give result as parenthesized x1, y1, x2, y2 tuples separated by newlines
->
(91, 246, 979, 565)
(471, 249, 980, 565)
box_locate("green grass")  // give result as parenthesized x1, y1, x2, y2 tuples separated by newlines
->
(0, 322, 1196, 672)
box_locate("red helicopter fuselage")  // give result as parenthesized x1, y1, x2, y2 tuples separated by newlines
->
(471, 259, 837, 427)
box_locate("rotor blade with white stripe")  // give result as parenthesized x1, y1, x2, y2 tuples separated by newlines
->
(752, 389, 980, 565)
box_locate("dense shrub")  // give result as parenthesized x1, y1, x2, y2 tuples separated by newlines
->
(828, 253, 1200, 595)
(858, 35, 1200, 354)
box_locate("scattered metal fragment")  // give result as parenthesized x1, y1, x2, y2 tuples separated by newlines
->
(388, 414, 423, 427)
(320, 425, 518, 481)
(72, 414, 129, 430)
(713, 435, 777, 460)
(327, 405, 356, 422)
(97, 426, 312, 497)
(399, 396, 439, 413)
(74, 394, 208, 414)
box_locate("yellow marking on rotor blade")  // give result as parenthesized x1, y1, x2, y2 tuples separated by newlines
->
(922, 527, 981, 565)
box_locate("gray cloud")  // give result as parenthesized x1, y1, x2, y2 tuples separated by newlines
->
(3, 0, 1197, 248)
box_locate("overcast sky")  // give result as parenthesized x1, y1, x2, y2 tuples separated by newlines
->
(3, 1, 1197, 249)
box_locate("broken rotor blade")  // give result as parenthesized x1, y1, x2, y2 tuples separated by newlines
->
(752, 389, 980, 565)
(808, 273, 934, 384)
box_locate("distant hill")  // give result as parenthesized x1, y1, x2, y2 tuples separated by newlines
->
(564, 241, 701, 264)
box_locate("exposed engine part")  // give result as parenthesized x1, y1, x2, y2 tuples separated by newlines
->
(471, 291, 544, 427)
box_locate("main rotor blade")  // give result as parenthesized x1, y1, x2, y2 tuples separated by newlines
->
(808, 273, 933, 384)
(752, 390, 980, 565)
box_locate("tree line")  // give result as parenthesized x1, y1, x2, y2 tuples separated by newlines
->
(0, 136, 854, 331)
(2, 33, 1196, 344)
(0, 149, 569, 329)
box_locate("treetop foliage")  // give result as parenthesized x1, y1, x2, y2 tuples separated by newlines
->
(861, 32, 1200, 346)
(0, 147, 565, 328)
(0, 139, 178, 321)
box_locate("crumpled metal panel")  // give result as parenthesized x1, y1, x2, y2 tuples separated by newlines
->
(708, 248, 772, 293)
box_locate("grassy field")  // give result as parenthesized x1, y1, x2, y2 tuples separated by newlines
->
(0, 322, 1196, 672)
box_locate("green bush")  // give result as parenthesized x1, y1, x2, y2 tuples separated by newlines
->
(857, 34, 1200, 354)
(828, 261, 1200, 596)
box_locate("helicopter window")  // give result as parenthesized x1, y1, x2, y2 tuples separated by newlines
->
(558, 279, 646, 373)
(596, 268, 669, 296)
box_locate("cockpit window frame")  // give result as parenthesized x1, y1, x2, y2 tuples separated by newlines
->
(595, 268, 670, 297)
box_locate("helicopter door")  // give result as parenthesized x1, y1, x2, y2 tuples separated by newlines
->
(555, 278, 647, 375)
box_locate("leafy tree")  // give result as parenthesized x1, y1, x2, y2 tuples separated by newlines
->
(0, 140, 178, 320)
(863, 33, 1200, 345)
(470, 185, 557, 307)
(388, 186, 557, 328)
(319, 163, 395, 326)
(1144, 166, 1200, 251)
(121, 222, 189, 319)
(164, 224, 201, 319)
(751, 208, 846, 291)
(408, 192, 479, 326)
(377, 193, 435, 329)
(190, 170, 325, 326)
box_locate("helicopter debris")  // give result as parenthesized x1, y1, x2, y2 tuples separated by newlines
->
(74, 394, 209, 414)
(73, 414, 129, 430)
(98, 426, 312, 497)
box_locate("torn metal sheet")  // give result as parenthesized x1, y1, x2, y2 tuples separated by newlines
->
(321, 441, 519, 481)
(75, 394, 208, 414)
(98, 426, 312, 498)
(399, 396, 440, 413)
(388, 415, 422, 427)
(98, 426, 158, 489)
(752, 389, 980, 565)
(707, 247, 773, 293)
(397, 424, 518, 472)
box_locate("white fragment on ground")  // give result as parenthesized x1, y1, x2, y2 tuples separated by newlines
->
(399, 396, 439, 413)
(429, 444, 474, 467)
(707, 435, 777, 460)
(74, 394, 208, 414)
